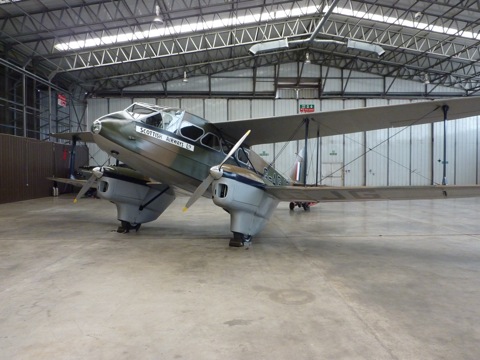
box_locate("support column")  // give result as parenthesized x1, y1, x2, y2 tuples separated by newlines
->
(442, 105, 449, 185)
(303, 117, 309, 185)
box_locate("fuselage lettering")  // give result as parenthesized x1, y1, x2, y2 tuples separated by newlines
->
(136, 125, 194, 152)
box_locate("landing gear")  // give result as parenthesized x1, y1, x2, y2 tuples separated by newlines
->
(229, 232, 252, 248)
(289, 202, 311, 211)
(117, 221, 141, 233)
(243, 235, 252, 249)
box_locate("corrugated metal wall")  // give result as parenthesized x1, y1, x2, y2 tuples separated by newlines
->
(0, 134, 88, 204)
(86, 97, 480, 187)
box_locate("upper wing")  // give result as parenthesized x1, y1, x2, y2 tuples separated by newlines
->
(51, 131, 94, 142)
(265, 185, 480, 202)
(215, 96, 480, 146)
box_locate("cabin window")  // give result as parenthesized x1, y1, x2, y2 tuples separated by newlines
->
(164, 110, 184, 132)
(180, 123, 204, 141)
(162, 113, 173, 129)
(126, 104, 157, 120)
(236, 148, 250, 165)
(201, 133, 221, 151)
(127, 104, 155, 115)
(222, 140, 233, 154)
(144, 113, 163, 128)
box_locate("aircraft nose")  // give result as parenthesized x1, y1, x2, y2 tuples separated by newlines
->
(92, 119, 102, 134)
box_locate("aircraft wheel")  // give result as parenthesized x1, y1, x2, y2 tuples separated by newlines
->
(242, 234, 252, 249)
(302, 203, 310, 211)
(289, 202, 295, 210)
(117, 221, 140, 233)
(230, 232, 252, 248)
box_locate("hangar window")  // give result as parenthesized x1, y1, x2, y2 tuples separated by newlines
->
(201, 133, 221, 151)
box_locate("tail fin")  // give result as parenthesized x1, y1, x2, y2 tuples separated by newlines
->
(289, 148, 306, 183)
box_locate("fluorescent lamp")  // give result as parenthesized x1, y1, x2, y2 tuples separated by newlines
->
(347, 39, 385, 56)
(249, 39, 289, 55)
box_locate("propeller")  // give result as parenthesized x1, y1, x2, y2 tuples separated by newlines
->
(183, 130, 251, 211)
(73, 167, 103, 203)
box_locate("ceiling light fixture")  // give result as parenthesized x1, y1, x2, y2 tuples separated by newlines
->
(347, 39, 385, 57)
(304, 52, 311, 64)
(249, 39, 289, 55)
(153, 4, 164, 24)
(422, 72, 430, 84)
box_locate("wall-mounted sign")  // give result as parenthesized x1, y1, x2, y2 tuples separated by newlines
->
(58, 94, 67, 108)
(299, 104, 315, 113)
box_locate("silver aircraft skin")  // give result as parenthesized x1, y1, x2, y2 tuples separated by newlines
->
(91, 103, 288, 195)
(54, 97, 480, 246)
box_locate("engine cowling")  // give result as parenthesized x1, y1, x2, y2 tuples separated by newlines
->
(97, 175, 175, 226)
(211, 170, 279, 238)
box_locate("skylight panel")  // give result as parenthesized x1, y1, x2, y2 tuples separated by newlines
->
(54, 5, 321, 51)
(332, 6, 479, 40)
(54, 4, 479, 52)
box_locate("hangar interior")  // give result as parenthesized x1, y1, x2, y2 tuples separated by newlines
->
(1, 1, 480, 359)
(1, 0, 480, 202)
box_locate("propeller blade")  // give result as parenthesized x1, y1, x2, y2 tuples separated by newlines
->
(219, 130, 251, 168)
(73, 167, 103, 203)
(183, 174, 214, 212)
(183, 129, 251, 211)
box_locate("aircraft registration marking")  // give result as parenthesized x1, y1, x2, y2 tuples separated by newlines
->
(136, 126, 194, 152)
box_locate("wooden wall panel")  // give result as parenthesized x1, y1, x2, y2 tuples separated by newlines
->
(0, 134, 88, 204)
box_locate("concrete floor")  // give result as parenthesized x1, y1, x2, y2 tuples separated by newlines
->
(1, 195, 480, 359)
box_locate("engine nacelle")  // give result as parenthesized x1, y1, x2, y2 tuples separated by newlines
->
(212, 177, 279, 237)
(96, 176, 175, 226)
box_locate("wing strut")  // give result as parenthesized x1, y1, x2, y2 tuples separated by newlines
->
(303, 118, 309, 185)
(442, 105, 449, 185)
(315, 126, 320, 186)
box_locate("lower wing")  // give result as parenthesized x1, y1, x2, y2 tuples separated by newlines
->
(265, 185, 480, 202)
(48, 177, 90, 188)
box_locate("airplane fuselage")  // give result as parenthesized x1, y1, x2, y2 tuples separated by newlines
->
(91, 103, 290, 196)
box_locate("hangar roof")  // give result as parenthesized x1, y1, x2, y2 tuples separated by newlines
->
(1, 0, 480, 98)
